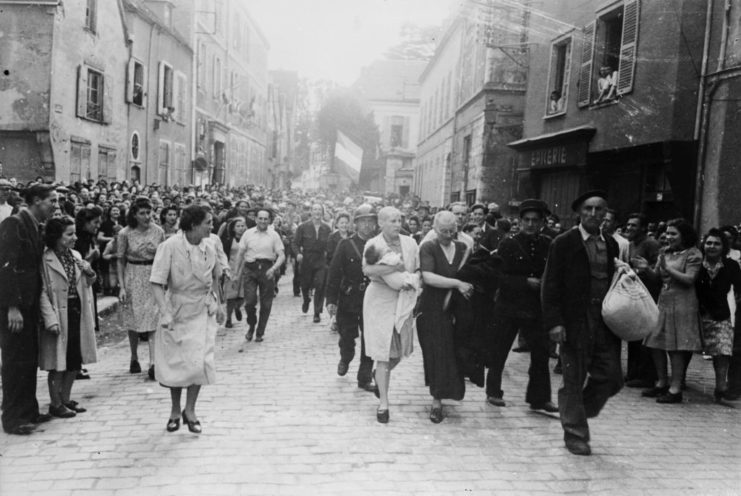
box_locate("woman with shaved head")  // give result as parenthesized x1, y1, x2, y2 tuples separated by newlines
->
(362, 207, 419, 424)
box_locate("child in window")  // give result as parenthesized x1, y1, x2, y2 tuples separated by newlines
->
(594, 65, 618, 104)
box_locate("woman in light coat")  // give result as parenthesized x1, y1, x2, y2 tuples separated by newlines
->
(362, 206, 419, 424)
(150, 205, 225, 434)
(39, 217, 98, 418)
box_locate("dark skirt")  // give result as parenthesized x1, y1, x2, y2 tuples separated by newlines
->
(416, 311, 465, 401)
(66, 298, 83, 371)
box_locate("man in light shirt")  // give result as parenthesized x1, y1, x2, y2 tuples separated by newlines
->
(235, 208, 285, 343)
(0, 179, 15, 223)
(602, 208, 629, 263)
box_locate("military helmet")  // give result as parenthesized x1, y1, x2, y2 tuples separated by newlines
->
(353, 203, 377, 221)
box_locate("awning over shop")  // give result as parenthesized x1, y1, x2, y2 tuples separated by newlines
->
(508, 125, 596, 169)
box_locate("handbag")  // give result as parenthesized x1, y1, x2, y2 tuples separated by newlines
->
(601, 267, 659, 341)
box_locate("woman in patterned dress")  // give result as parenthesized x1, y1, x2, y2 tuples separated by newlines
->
(635, 218, 702, 404)
(117, 197, 165, 378)
(219, 216, 247, 327)
(696, 228, 741, 402)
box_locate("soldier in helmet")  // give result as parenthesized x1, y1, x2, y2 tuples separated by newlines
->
(326, 204, 378, 392)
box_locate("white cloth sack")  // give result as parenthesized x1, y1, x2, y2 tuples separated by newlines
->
(601, 270, 659, 341)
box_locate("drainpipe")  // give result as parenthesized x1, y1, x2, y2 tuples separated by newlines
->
(692, 0, 716, 229)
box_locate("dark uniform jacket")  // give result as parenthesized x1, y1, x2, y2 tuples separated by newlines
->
(326, 234, 368, 314)
(326, 231, 347, 265)
(541, 228, 619, 347)
(480, 223, 506, 252)
(496, 232, 551, 320)
(0, 209, 44, 310)
(292, 220, 332, 269)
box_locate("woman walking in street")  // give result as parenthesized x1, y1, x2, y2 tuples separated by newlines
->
(150, 205, 224, 434)
(362, 206, 419, 424)
(39, 217, 98, 418)
(696, 228, 741, 402)
(417, 211, 473, 423)
(219, 216, 247, 327)
(117, 197, 165, 379)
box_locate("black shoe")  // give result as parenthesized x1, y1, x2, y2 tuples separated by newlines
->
(358, 382, 378, 395)
(246, 325, 255, 341)
(656, 391, 683, 404)
(182, 411, 202, 434)
(313, 314, 321, 323)
(487, 396, 506, 407)
(166, 417, 180, 432)
(148, 365, 155, 381)
(565, 438, 591, 456)
(625, 379, 653, 388)
(337, 360, 349, 376)
(64, 401, 86, 413)
(429, 407, 444, 424)
(234, 308, 242, 321)
(5, 423, 36, 435)
(129, 360, 141, 374)
(225, 320, 233, 328)
(714, 389, 728, 403)
(255, 335, 264, 342)
(49, 404, 76, 418)
(302, 299, 310, 313)
(32, 413, 53, 424)
(376, 408, 389, 424)
(642, 385, 669, 398)
(530, 401, 559, 413)
(76, 369, 90, 380)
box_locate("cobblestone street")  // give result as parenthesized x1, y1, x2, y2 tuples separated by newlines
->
(1, 275, 740, 495)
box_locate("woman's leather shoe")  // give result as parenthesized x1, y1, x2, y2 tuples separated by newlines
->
(166, 417, 180, 432)
(429, 407, 444, 424)
(182, 411, 202, 434)
(129, 360, 141, 374)
(641, 385, 669, 398)
(530, 401, 559, 413)
(656, 391, 683, 404)
(376, 408, 389, 424)
(49, 404, 76, 418)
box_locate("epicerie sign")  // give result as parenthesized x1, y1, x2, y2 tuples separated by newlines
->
(529, 146, 568, 168)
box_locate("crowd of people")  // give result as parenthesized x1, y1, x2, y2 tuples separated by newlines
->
(1, 176, 741, 457)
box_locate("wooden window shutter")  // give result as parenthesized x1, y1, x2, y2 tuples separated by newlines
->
(102, 74, 113, 124)
(172, 73, 179, 120)
(617, 0, 640, 95)
(402, 116, 410, 148)
(76, 65, 88, 118)
(157, 62, 165, 114)
(577, 22, 595, 108)
(125, 58, 134, 103)
(140, 63, 148, 108)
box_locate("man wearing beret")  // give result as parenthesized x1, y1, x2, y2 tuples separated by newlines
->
(541, 190, 623, 456)
(487, 199, 557, 413)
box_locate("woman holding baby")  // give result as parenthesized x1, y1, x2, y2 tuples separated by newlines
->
(417, 211, 474, 423)
(362, 206, 420, 424)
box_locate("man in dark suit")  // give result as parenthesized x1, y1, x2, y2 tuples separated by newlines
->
(487, 199, 557, 413)
(541, 190, 623, 456)
(0, 183, 57, 434)
(292, 203, 332, 323)
(326, 204, 377, 392)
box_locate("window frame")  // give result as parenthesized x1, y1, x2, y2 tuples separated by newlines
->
(85, 0, 97, 33)
(86, 68, 104, 122)
(158, 61, 174, 118)
(544, 33, 573, 118)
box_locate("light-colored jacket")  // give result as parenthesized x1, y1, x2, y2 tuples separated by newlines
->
(39, 248, 98, 371)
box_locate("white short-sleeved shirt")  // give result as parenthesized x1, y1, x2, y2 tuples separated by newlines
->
(238, 227, 284, 262)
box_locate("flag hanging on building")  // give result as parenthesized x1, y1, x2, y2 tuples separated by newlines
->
(334, 130, 364, 184)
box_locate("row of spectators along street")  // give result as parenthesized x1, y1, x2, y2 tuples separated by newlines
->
(1, 177, 740, 458)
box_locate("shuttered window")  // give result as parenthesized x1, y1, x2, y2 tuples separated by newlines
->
(577, 23, 595, 107)
(617, 0, 640, 95)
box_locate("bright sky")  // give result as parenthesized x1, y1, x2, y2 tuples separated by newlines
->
(245, 0, 460, 84)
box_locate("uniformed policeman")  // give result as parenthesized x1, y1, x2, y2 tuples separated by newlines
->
(326, 204, 377, 392)
(486, 199, 558, 413)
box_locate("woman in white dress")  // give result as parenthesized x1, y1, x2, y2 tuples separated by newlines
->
(150, 205, 225, 434)
(362, 207, 419, 424)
